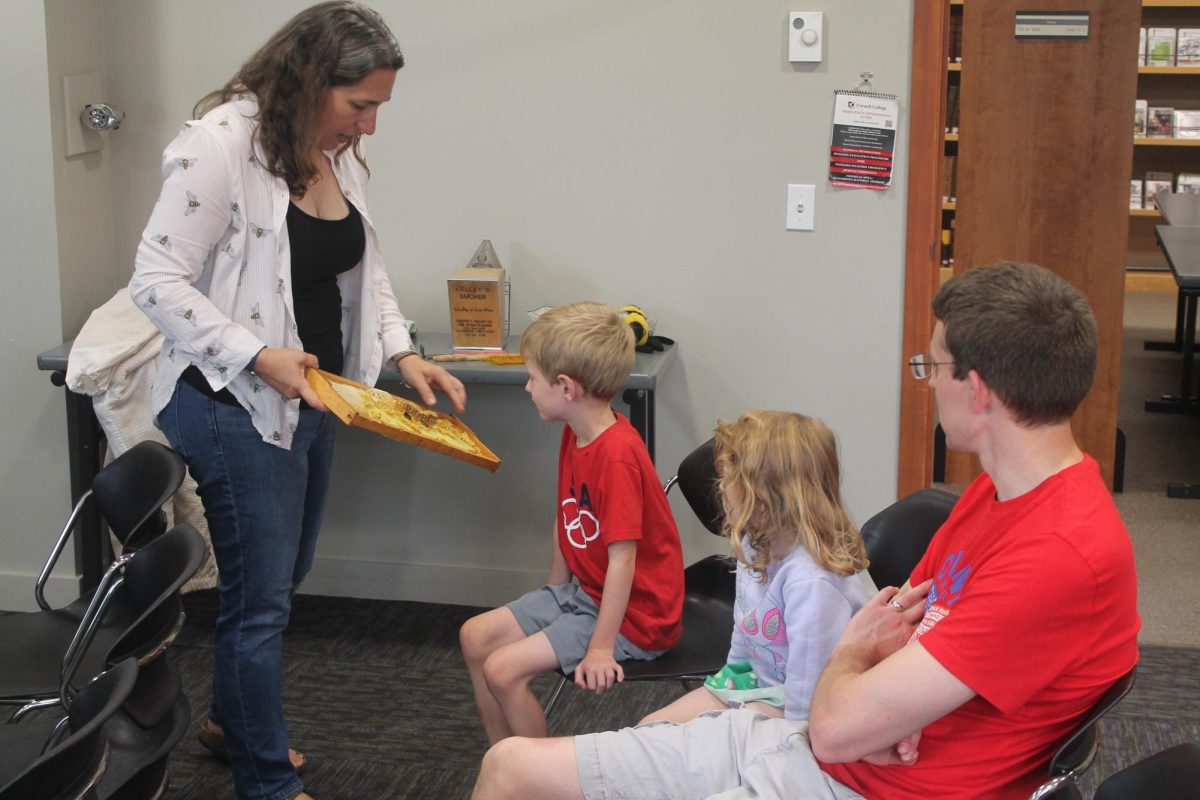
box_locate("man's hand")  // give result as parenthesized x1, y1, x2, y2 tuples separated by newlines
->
(575, 649, 624, 695)
(398, 355, 467, 413)
(836, 579, 934, 666)
(252, 347, 327, 411)
(861, 730, 922, 766)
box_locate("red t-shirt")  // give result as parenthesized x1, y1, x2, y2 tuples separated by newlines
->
(556, 414, 684, 651)
(821, 456, 1140, 799)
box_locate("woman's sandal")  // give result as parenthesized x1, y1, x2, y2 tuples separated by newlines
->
(197, 719, 307, 774)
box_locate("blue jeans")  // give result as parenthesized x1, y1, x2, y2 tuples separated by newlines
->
(159, 380, 335, 800)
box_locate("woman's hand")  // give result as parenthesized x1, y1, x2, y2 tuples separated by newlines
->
(398, 355, 467, 413)
(251, 347, 327, 411)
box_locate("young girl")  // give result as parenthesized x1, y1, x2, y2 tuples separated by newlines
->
(641, 409, 874, 724)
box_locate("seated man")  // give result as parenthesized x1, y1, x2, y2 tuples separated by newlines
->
(470, 261, 1140, 800)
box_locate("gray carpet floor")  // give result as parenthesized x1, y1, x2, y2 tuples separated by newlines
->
(164, 590, 1200, 800)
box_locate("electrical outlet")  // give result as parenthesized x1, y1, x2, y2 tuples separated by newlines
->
(786, 184, 815, 231)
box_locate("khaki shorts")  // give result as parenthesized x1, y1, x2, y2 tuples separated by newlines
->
(506, 582, 663, 673)
(574, 709, 865, 800)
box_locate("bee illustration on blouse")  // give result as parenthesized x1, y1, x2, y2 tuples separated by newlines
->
(144, 288, 158, 308)
(276, 278, 285, 295)
(167, 346, 176, 362)
(230, 201, 241, 221)
(221, 242, 237, 259)
(249, 223, 268, 239)
(250, 303, 264, 327)
(216, 365, 229, 378)
(237, 260, 248, 287)
(152, 234, 172, 252)
(184, 192, 201, 216)
(218, 117, 232, 132)
(248, 151, 264, 169)
(251, 381, 265, 394)
(270, 431, 281, 443)
(175, 307, 198, 327)
(175, 157, 199, 170)
(201, 345, 218, 363)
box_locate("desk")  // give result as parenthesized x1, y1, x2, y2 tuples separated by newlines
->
(1146, 193, 1200, 353)
(38, 335, 678, 589)
(1149, 225, 1200, 498)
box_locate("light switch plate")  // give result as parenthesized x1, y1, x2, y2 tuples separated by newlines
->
(789, 12, 824, 63)
(64, 73, 103, 157)
(786, 184, 815, 231)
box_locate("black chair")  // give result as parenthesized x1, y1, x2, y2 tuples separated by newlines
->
(1028, 668, 1138, 800)
(6, 524, 204, 723)
(859, 487, 958, 590)
(0, 658, 138, 800)
(0, 442, 186, 716)
(543, 439, 734, 717)
(89, 524, 204, 800)
(1093, 742, 1200, 800)
(35, 440, 187, 613)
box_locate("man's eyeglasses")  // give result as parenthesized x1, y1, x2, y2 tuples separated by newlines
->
(908, 354, 954, 380)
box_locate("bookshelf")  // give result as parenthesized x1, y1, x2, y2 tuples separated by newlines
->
(1130, 1, 1200, 269)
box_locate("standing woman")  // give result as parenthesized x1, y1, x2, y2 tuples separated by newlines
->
(131, 4, 464, 799)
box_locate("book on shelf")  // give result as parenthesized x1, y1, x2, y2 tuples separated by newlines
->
(1148, 107, 1175, 137)
(1177, 173, 1200, 194)
(1131, 180, 1144, 210)
(942, 154, 958, 203)
(1146, 172, 1174, 206)
(1148, 28, 1177, 66)
(1174, 109, 1200, 139)
(945, 84, 960, 133)
(948, 13, 963, 63)
(1140, 27, 1147, 66)
(1135, 99, 1148, 137)
(1178, 29, 1200, 66)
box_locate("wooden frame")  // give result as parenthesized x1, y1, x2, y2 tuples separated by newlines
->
(897, 0, 951, 497)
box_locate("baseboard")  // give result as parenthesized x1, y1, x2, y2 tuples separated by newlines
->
(0, 571, 81, 612)
(298, 556, 544, 608)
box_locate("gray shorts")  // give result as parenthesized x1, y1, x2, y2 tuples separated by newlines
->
(506, 582, 663, 673)
(574, 709, 865, 800)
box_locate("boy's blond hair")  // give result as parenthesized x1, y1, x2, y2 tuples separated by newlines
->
(520, 302, 635, 400)
(714, 410, 868, 579)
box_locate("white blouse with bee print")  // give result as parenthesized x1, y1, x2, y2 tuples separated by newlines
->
(131, 97, 413, 449)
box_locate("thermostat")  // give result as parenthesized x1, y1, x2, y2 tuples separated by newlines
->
(789, 12, 824, 63)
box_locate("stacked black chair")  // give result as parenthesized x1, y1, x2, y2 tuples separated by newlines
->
(5, 525, 204, 799)
(1028, 669, 1138, 800)
(0, 441, 186, 720)
(0, 658, 138, 800)
(544, 438, 734, 717)
(1093, 742, 1200, 799)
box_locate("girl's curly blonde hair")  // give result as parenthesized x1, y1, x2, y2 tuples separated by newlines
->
(714, 410, 867, 580)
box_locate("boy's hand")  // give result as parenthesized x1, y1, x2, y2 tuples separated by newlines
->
(575, 649, 624, 695)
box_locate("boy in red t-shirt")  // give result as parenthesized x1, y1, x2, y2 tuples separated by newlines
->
(460, 301, 684, 745)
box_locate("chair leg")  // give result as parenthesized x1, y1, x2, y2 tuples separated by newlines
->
(542, 674, 569, 719)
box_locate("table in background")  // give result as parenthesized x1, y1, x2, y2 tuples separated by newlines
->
(1147, 192, 1200, 354)
(37, 335, 678, 590)
(1149, 224, 1200, 498)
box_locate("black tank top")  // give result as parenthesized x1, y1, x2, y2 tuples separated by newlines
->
(180, 199, 366, 406)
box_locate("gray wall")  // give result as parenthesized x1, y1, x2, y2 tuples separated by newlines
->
(0, 0, 71, 609)
(3, 0, 913, 609)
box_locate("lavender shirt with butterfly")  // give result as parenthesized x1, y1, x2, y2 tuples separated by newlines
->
(130, 96, 413, 448)
(727, 538, 875, 720)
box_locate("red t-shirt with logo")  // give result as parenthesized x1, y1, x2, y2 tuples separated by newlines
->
(556, 414, 683, 651)
(821, 456, 1140, 799)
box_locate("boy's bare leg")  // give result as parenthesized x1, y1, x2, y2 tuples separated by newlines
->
(472, 736, 586, 800)
(638, 685, 728, 725)
(460, 607, 530, 744)
(482, 631, 560, 738)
